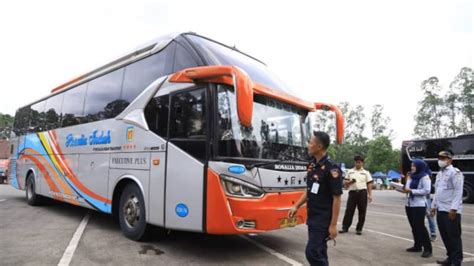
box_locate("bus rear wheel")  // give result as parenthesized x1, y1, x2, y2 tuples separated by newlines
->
(26, 173, 43, 206)
(118, 183, 150, 241)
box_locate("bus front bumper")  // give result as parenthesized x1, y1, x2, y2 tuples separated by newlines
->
(206, 169, 307, 234)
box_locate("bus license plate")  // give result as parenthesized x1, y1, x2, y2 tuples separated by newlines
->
(280, 217, 298, 228)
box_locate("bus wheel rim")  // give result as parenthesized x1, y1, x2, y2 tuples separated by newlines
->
(27, 181, 33, 200)
(124, 195, 140, 228)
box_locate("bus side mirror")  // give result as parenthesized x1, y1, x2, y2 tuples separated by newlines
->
(314, 103, 345, 144)
(170, 66, 254, 127)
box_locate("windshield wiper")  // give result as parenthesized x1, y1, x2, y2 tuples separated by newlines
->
(246, 159, 284, 170)
(245, 146, 307, 170)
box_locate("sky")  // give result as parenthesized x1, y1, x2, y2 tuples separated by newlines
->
(0, 0, 472, 148)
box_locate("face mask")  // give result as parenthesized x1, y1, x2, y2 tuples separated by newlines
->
(438, 160, 447, 168)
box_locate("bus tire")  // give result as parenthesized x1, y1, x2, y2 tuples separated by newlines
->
(118, 183, 150, 241)
(26, 173, 43, 206)
(463, 183, 474, 203)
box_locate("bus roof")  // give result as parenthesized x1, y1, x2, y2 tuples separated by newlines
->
(402, 133, 474, 144)
(17, 32, 269, 110)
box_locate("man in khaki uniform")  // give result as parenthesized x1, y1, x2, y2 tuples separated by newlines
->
(339, 155, 373, 235)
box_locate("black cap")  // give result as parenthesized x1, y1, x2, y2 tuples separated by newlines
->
(438, 151, 453, 159)
(354, 155, 364, 162)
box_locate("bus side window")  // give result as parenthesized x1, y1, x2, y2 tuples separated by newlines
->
(62, 83, 87, 128)
(44, 93, 64, 131)
(29, 101, 46, 133)
(169, 88, 207, 161)
(121, 42, 175, 105)
(144, 95, 169, 138)
(13, 106, 31, 136)
(173, 43, 199, 72)
(83, 68, 126, 122)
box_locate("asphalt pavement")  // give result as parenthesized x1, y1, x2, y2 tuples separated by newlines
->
(1, 184, 473, 266)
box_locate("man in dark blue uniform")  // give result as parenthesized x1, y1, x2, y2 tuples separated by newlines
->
(289, 131, 343, 266)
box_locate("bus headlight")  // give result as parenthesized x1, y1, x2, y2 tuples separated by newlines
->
(220, 175, 264, 198)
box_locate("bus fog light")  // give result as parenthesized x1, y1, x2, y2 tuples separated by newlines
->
(236, 220, 256, 229)
(236, 220, 245, 228)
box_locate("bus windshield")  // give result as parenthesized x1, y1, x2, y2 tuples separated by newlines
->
(186, 34, 293, 95)
(217, 85, 311, 162)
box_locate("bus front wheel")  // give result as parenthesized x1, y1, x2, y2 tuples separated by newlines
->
(463, 183, 474, 203)
(118, 183, 150, 241)
(26, 173, 43, 206)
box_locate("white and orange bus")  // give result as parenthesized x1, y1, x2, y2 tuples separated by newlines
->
(9, 32, 344, 240)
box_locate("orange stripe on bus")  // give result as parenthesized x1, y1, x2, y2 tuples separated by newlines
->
(23, 148, 78, 205)
(21, 154, 62, 200)
(49, 130, 112, 204)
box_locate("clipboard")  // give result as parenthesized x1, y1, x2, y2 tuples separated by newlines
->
(390, 182, 404, 191)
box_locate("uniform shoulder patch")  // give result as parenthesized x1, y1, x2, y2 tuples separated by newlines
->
(454, 167, 461, 173)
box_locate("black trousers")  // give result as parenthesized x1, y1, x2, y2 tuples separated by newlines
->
(437, 211, 463, 265)
(342, 190, 367, 231)
(306, 225, 329, 266)
(405, 207, 432, 252)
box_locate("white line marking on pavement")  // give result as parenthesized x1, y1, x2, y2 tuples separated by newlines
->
(58, 213, 90, 266)
(240, 235, 303, 266)
(364, 227, 474, 257)
(0, 199, 6, 202)
(365, 209, 474, 230)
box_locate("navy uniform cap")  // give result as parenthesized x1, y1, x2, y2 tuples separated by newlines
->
(438, 151, 453, 159)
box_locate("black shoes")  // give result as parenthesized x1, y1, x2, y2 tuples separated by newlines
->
(406, 247, 422, 252)
(436, 259, 450, 265)
(356, 230, 362, 235)
(421, 250, 432, 258)
(339, 229, 348, 233)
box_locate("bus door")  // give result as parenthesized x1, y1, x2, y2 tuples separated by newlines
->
(164, 86, 209, 232)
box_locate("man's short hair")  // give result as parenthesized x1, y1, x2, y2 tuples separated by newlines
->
(313, 131, 330, 150)
(354, 155, 365, 162)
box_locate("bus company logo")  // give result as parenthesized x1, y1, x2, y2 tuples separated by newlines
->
(126, 127, 134, 142)
(66, 130, 112, 147)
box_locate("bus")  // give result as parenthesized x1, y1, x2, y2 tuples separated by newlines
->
(9, 32, 344, 240)
(401, 134, 474, 203)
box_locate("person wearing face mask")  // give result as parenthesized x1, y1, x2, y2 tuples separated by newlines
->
(397, 159, 433, 258)
(431, 151, 464, 266)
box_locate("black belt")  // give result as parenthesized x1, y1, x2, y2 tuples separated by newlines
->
(349, 189, 367, 192)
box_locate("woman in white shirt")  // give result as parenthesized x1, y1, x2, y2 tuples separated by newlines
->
(398, 159, 433, 258)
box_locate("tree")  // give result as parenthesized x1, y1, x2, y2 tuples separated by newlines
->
(365, 136, 400, 173)
(370, 104, 391, 138)
(443, 90, 460, 136)
(413, 77, 445, 138)
(0, 113, 14, 140)
(344, 104, 367, 146)
(450, 67, 473, 133)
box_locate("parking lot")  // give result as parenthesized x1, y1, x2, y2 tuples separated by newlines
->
(1, 184, 473, 266)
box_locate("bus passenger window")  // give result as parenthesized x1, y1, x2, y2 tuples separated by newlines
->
(121, 42, 175, 104)
(144, 95, 169, 138)
(62, 83, 87, 127)
(44, 93, 64, 130)
(83, 68, 126, 122)
(173, 43, 199, 72)
(13, 107, 31, 136)
(29, 101, 46, 133)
